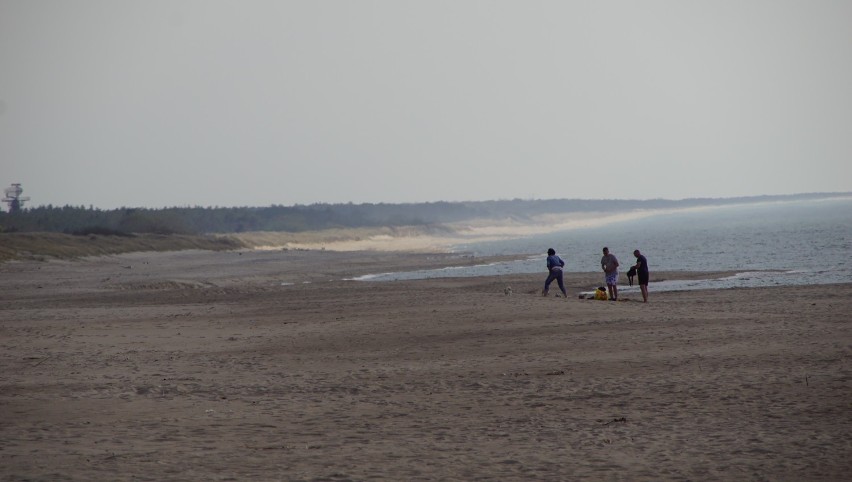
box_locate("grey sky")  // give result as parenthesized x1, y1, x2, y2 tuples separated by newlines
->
(2, 0, 851, 209)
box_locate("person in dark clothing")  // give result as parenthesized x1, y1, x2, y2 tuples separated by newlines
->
(633, 249, 649, 303)
(542, 248, 567, 298)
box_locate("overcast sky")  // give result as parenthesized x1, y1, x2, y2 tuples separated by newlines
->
(2, 1, 851, 210)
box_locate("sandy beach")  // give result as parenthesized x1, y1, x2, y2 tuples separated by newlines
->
(1, 248, 850, 481)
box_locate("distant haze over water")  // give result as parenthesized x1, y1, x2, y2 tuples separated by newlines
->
(359, 197, 852, 290)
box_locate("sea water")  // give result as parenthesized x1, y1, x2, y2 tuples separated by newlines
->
(357, 197, 852, 291)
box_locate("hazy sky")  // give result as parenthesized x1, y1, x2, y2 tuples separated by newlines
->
(2, 1, 851, 209)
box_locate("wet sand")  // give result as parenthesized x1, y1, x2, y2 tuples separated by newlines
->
(1, 249, 850, 480)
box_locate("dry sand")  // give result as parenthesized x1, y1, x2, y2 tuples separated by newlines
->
(1, 249, 850, 481)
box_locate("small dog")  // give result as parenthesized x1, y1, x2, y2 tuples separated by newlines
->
(626, 266, 637, 286)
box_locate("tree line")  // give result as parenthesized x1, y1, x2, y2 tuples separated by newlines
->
(0, 193, 842, 235)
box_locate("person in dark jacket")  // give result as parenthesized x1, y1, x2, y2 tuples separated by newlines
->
(633, 249, 650, 303)
(542, 248, 568, 298)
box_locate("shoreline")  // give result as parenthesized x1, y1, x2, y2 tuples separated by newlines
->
(231, 196, 852, 253)
(4, 195, 850, 263)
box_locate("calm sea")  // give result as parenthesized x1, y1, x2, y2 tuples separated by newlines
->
(357, 197, 852, 292)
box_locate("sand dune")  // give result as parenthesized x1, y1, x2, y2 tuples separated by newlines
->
(227, 209, 685, 253)
(1, 249, 850, 480)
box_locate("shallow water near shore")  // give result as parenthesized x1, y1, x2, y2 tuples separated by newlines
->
(358, 197, 852, 289)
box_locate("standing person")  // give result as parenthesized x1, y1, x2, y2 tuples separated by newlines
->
(542, 248, 568, 298)
(633, 249, 650, 303)
(600, 247, 619, 301)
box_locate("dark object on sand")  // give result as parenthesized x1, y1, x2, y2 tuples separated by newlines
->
(626, 266, 637, 286)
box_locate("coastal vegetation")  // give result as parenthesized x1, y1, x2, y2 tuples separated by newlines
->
(1, 192, 842, 235)
(0, 192, 846, 262)
(0, 232, 242, 263)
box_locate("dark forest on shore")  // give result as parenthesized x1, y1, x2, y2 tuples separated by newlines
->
(1, 192, 846, 236)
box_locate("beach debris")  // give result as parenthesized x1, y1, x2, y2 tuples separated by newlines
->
(245, 444, 293, 451)
(579, 288, 634, 300)
(599, 417, 627, 426)
(27, 356, 51, 367)
(504, 286, 513, 295)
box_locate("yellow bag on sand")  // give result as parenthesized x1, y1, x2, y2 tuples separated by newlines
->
(594, 288, 608, 301)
